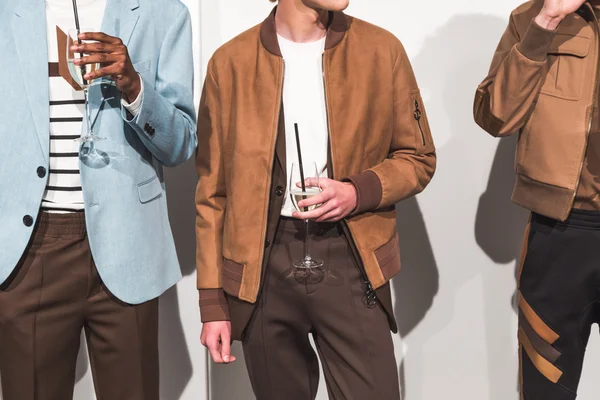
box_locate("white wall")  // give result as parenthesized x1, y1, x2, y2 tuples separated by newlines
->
(7, 1, 600, 400)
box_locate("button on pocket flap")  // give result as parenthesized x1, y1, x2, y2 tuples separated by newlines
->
(548, 34, 590, 58)
(137, 176, 163, 203)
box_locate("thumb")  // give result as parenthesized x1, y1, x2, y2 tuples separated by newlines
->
(221, 330, 232, 363)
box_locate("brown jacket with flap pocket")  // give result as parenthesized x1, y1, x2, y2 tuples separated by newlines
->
(475, 0, 600, 221)
(196, 9, 437, 329)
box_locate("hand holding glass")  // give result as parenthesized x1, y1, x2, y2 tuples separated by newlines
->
(290, 162, 324, 271)
(67, 28, 104, 142)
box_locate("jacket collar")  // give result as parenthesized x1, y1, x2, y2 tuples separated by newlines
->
(259, 6, 348, 57)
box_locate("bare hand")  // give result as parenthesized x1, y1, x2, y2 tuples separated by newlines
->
(536, 0, 586, 30)
(200, 321, 237, 364)
(71, 32, 141, 102)
(292, 178, 357, 222)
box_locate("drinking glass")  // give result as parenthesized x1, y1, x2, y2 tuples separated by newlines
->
(67, 28, 104, 142)
(290, 162, 324, 276)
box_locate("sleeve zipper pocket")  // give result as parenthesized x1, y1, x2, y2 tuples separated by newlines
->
(414, 99, 426, 146)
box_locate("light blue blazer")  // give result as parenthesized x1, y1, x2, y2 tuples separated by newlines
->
(0, 0, 197, 304)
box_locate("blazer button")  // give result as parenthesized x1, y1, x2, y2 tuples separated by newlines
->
(23, 215, 34, 227)
(265, 238, 270, 248)
(37, 166, 47, 178)
(275, 186, 284, 196)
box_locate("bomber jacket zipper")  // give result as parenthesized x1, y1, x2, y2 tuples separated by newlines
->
(322, 54, 377, 308)
(570, 4, 599, 214)
(254, 59, 286, 302)
(414, 99, 426, 145)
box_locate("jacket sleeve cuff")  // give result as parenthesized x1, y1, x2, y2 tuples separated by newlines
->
(344, 170, 383, 214)
(517, 20, 557, 62)
(199, 289, 230, 322)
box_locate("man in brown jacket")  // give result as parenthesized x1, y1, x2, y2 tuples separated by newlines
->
(475, 0, 600, 398)
(196, 0, 436, 398)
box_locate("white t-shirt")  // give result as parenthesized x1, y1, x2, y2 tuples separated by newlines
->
(277, 34, 329, 217)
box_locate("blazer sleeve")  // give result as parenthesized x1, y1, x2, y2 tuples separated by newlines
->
(122, 6, 198, 167)
(473, 13, 556, 138)
(347, 42, 437, 213)
(195, 61, 230, 322)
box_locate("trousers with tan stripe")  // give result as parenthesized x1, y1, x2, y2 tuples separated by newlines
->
(517, 209, 600, 400)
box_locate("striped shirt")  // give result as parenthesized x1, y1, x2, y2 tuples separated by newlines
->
(43, 0, 143, 212)
(43, 0, 106, 212)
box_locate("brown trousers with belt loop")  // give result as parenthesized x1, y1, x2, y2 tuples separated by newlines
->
(241, 217, 401, 400)
(0, 212, 159, 400)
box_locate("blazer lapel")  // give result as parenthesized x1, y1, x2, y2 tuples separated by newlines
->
(12, 0, 49, 162)
(87, 0, 140, 129)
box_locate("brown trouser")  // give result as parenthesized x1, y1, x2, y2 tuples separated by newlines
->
(0, 212, 159, 400)
(242, 218, 400, 400)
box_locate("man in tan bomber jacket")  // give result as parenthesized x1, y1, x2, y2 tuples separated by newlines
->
(475, 0, 600, 398)
(195, 0, 436, 398)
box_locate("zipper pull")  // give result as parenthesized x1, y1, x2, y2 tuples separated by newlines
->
(362, 280, 378, 309)
(414, 99, 422, 121)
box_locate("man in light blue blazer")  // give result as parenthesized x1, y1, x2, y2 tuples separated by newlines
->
(0, 0, 196, 398)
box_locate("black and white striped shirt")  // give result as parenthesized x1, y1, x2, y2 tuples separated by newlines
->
(43, 0, 143, 212)
(43, 0, 105, 212)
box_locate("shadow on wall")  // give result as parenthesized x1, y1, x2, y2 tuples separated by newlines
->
(475, 135, 528, 266)
(393, 197, 439, 400)
(399, 13, 528, 400)
(160, 158, 198, 400)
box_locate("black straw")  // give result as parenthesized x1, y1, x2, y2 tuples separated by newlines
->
(294, 123, 307, 194)
(71, 0, 81, 34)
(71, 0, 87, 86)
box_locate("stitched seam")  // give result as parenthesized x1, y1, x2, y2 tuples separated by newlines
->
(135, 306, 148, 400)
(33, 250, 46, 399)
(348, 258, 384, 399)
(313, 337, 338, 398)
(259, 305, 273, 398)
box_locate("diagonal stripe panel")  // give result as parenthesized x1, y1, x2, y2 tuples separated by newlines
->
(519, 310, 561, 363)
(519, 327, 563, 384)
(519, 292, 559, 345)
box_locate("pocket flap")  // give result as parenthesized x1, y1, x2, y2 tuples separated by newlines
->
(548, 34, 590, 57)
(222, 258, 245, 297)
(133, 59, 152, 73)
(374, 233, 401, 280)
(137, 176, 163, 203)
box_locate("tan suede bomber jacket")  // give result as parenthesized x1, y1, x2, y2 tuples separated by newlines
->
(196, 9, 436, 321)
(475, 0, 600, 221)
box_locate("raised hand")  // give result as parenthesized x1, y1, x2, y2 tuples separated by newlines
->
(292, 177, 358, 223)
(71, 32, 141, 102)
(536, 0, 587, 30)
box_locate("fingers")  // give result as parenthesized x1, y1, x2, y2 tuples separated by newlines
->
(306, 177, 329, 189)
(220, 331, 234, 363)
(297, 190, 332, 209)
(74, 53, 119, 66)
(84, 64, 127, 80)
(294, 199, 336, 220)
(78, 32, 123, 45)
(207, 336, 224, 364)
(71, 42, 120, 54)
